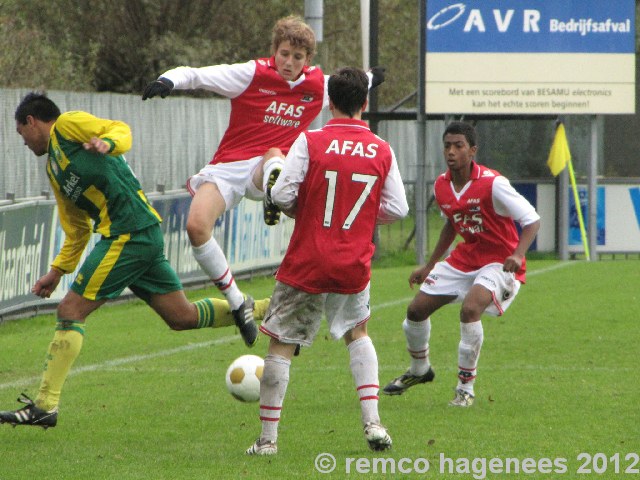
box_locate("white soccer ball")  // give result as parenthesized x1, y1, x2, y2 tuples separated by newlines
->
(225, 354, 264, 402)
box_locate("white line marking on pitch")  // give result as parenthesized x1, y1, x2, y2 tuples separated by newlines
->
(0, 336, 238, 391)
(0, 262, 577, 391)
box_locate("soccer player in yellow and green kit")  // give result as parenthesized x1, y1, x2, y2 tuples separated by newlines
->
(0, 92, 267, 429)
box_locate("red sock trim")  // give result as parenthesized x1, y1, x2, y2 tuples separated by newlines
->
(212, 269, 230, 282)
(357, 384, 379, 391)
(360, 395, 379, 401)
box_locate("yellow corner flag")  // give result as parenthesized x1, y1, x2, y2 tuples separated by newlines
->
(548, 121, 590, 260)
(547, 123, 570, 176)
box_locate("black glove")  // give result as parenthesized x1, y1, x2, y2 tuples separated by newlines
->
(370, 66, 386, 89)
(142, 77, 174, 100)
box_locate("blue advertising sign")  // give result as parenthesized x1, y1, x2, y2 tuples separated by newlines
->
(427, 0, 634, 53)
(424, 0, 636, 113)
(628, 187, 640, 230)
(568, 187, 605, 247)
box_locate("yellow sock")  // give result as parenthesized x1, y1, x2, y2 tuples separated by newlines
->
(253, 298, 270, 323)
(194, 297, 270, 328)
(36, 320, 85, 412)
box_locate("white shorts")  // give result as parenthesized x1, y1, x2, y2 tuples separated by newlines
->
(259, 281, 371, 346)
(186, 156, 264, 211)
(420, 262, 521, 316)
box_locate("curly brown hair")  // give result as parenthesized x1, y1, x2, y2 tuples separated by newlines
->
(271, 15, 317, 60)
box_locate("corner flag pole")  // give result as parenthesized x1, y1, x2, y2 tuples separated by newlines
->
(566, 157, 590, 261)
(547, 121, 590, 260)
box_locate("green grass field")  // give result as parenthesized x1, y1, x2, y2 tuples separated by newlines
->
(0, 260, 638, 479)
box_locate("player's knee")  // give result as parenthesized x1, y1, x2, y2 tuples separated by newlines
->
(459, 303, 482, 323)
(186, 218, 209, 246)
(57, 294, 89, 321)
(344, 325, 368, 345)
(406, 310, 425, 322)
(56, 301, 73, 320)
(263, 147, 284, 161)
(406, 303, 428, 322)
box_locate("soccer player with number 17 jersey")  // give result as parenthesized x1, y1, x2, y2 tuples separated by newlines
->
(245, 67, 408, 456)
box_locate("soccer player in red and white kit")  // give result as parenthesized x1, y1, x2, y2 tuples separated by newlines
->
(142, 16, 384, 347)
(383, 121, 540, 407)
(245, 67, 408, 455)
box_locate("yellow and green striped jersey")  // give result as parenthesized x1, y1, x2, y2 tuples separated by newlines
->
(47, 111, 161, 273)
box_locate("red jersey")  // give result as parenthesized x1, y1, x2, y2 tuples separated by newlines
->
(275, 119, 407, 294)
(434, 162, 528, 282)
(212, 57, 325, 164)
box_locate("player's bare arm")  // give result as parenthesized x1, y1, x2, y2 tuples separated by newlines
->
(409, 220, 457, 288)
(503, 219, 540, 272)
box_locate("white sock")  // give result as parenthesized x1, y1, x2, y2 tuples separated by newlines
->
(348, 336, 380, 426)
(259, 354, 291, 442)
(191, 238, 244, 310)
(262, 156, 284, 192)
(457, 321, 484, 395)
(403, 318, 431, 375)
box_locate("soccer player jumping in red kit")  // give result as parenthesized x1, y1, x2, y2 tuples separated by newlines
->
(142, 16, 384, 347)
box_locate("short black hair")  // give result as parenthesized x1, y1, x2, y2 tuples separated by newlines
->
(327, 67, 369, 117)
(443, 121, 477, 147)
(15, 92, 61, 125)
